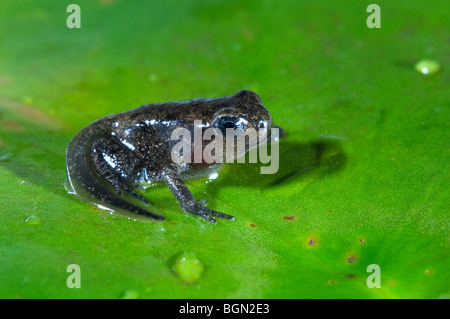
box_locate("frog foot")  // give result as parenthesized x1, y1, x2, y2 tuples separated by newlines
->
(182, 201, 234, 224)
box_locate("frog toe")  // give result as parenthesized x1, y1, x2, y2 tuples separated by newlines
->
(199, 213, 217, 224)
(181, 202, 216, 223)
(203, 207, 234, 220)
(119, 184, 150, 205)
(191, 203, 234, 223)
(126, 189, 150, 205)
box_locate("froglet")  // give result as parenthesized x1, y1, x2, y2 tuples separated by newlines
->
(65, 90, 273, 223)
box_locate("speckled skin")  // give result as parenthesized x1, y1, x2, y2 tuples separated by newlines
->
(65, 90, 273, 223)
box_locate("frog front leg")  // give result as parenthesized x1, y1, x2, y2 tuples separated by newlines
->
(161, 164, 234, 224)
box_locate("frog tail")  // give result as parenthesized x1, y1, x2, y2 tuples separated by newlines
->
(65, 126, 165, 221)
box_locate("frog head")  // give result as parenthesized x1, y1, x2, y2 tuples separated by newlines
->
(210, 90, 273, 162)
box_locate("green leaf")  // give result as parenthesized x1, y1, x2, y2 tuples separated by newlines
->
(0, 0, 448, 298)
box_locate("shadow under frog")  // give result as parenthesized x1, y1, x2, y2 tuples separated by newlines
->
(203, 138, 347, 190)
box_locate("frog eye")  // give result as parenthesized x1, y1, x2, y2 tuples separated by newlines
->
(214, 115, 248, 136)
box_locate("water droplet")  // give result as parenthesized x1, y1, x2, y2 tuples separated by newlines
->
(415, 59, 440, 75)
(208, 172, 219, 180)
(121, 289, 139, 299)
(22, 96, 34, 105)
(148, 74, 158, 82)
(25, 215, 42, 225)
(171, 251, 205, 283)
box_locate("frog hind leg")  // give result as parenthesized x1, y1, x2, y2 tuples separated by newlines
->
(90, 138, 154, 204)
(66, 132, 164, 221)
(90, 144, 150, 206)
(161, 163, 234, 224)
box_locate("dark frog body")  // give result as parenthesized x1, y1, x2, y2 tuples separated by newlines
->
(66, 90, 273, 223)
